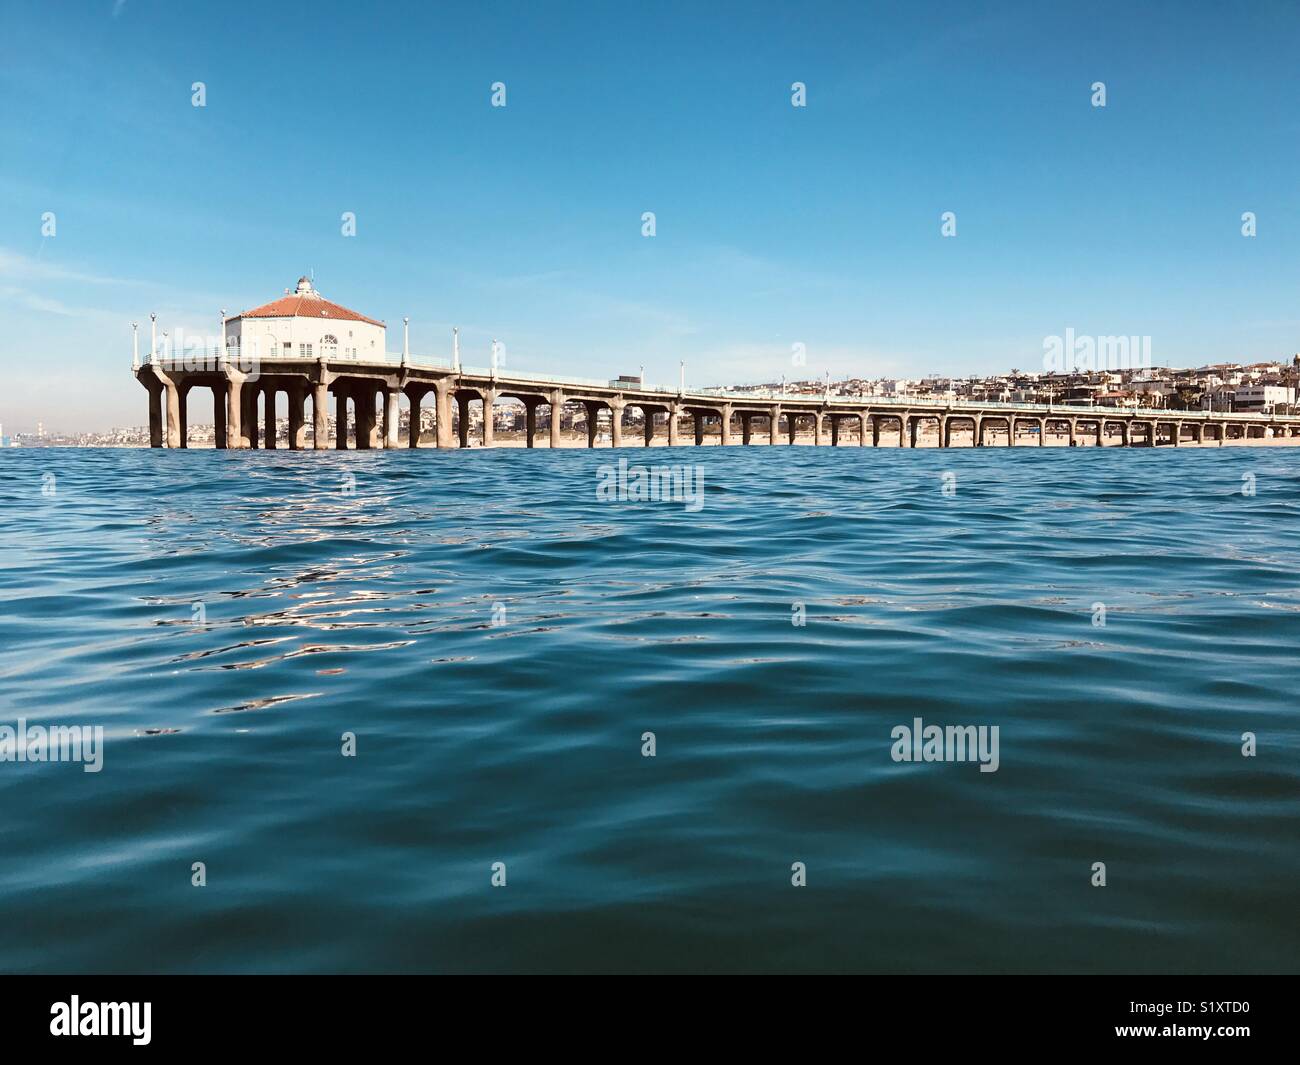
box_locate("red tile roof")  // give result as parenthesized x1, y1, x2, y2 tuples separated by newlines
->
(231, 293, 383, 327)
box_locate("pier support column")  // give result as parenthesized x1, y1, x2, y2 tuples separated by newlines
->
(609, 400, 625, 448)
(585, 401, 601, 447)
(719, 405, 733, 446)
(223, 375, 244, 450)
(354, 387, 372, 449)
(481, 389, 497, 447)
(164, 381, 181, 449)
(177, 384, 191, 448)
(456, 393, 471, 448)
(974, 417, 983, 447)
(524, 399, 539, 448)
(787, 413, 798, 445)
(1171, 421, 1181, 447)
(384, 389, 401, 449)
(147, 381, 164, 447)
(1006, 419, 1014, 446)
(1119, 420, 1130, 447)
(693, 411, 705, 446)
(262, 387, 277, 449)
(242, 380, 259, 448)
(353, 387, 375, 450)
(335, 385, 350, 449)
(740, 412, 752, 445)
(871, 415, 881, 447)
(829, 417, 840, 446)
(212, 385, 227, 449)
(859, 412, 870, 446)
(668, 404, 682, 447)
(405, 387, 425, 448)
(314, 382, 329, 448)
(899, 415, 909, 447)
(1217, 422, 1226, 446)
(941, 418, 951, 448)
(769, 405, 782, 445)
(1038, 418, 1046, 446)
(288, 385, 306, 450)
(348, 385, 366, 449)
(248, 387, 261, 449)
(548, 390, 564, 448)
(643, 409, 655, 446)
(434, 382, 454, 448)
(1067, 419, 1076, 447)
(909, 416, 920, 448)
(1193, 423, 1204, 444)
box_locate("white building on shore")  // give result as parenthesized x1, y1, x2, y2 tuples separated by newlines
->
(224, 277, 385, 361)
(1234, 384, 1294, 413)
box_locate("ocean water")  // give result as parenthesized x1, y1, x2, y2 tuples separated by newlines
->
(0, 446, 1297, 974)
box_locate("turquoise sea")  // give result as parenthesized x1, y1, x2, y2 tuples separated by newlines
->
(0, 446, 1296, 973)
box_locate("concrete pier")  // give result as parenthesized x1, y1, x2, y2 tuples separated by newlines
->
(135, 356, 1300, 451)
(314, 382, 329, 449)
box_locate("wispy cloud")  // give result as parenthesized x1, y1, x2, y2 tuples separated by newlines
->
(0, 247, 146, 287)
(0, 285, 101, 319)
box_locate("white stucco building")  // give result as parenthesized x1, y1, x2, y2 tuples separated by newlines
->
(224, 277, 385, 361)
(1234, 384, 1294, 413)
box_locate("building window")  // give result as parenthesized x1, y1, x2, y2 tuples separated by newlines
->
(321, 334, 338, 358)
(299, 343, 313, 358)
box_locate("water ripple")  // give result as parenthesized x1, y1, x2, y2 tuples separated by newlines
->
(0, 446, 1297, 973)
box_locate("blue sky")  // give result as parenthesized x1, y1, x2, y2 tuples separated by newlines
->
(3, 0, 1300, 431)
